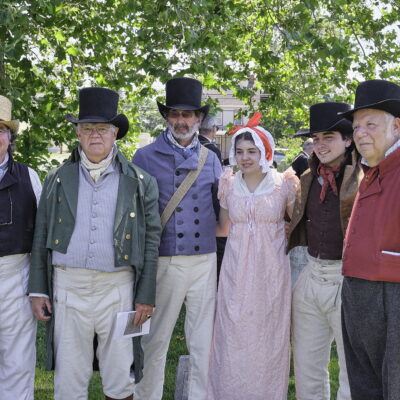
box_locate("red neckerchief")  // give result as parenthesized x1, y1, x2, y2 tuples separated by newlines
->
(317, 163, 341, 203)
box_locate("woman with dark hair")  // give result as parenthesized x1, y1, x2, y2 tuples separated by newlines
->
(208, 113, 298, 400)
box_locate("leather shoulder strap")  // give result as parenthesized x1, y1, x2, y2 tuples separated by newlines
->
(160, 146, 208, 230)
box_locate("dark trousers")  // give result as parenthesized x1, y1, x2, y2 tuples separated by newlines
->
(341, 277, 400, 400)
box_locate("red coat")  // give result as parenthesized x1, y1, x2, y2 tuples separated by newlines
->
(343, 147, 400, 282)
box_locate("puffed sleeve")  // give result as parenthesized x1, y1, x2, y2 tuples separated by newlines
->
(283, 167, 299, 219)
(218, 167, 234, 210)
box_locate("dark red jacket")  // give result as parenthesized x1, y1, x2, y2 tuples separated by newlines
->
(343, 147, 400, 282)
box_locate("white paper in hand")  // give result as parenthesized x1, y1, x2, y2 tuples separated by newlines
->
(112, 311, 151, 340)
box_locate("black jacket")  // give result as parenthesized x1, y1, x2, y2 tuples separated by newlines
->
(198, 135, 222, 164)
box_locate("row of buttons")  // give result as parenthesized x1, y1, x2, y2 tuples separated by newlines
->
(177, 232, 201, 238)
(177, 245, 201, 251)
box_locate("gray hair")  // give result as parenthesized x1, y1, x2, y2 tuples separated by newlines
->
(199, 115, 217, 131)
(302, 138, 314, 150)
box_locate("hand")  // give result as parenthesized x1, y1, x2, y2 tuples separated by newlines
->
(31, 297, 52, 321)
(133, 303, 153, 326)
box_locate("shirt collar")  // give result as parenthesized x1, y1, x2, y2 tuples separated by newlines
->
(0, 152, 9, 183)
(200, 135, 212, 143)
(0, 152, 9, 170)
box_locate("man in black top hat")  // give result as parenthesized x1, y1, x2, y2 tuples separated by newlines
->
(340, 79, 400, 399)
(287, 102, 363, 400)
(29, 87, 161, 400)
(133, 77, 221, 400)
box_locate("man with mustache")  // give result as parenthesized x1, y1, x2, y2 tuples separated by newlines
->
(133, 77, 222, 400)
(0, 95, 41, 400)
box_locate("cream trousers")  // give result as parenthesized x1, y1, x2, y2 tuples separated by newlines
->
(292, 254, 351, 400)
(135, 253, 217, 400)
(0, 254, 36, 400)
(53, 267, 135, 400)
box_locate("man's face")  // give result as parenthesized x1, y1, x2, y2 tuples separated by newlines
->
(353, 108, 400, 167)
(77, 123, 117, 163)
(167, 109, 201, 142)
(312, 130, 351, 168)
(304, 142, 314, 156)
(0, 124, 10, 164)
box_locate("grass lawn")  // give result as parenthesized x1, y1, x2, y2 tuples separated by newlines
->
(34, 307, 339, 399)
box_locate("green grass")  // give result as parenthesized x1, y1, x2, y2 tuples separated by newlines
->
(34, 307, 339, 399)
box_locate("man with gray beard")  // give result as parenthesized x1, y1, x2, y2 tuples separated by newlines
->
(133, 77, 221, 400)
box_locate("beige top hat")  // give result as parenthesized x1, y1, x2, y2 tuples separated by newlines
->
(0, 95, 19, 133)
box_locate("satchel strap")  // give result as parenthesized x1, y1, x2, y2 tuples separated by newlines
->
(160, 145, 209, 230)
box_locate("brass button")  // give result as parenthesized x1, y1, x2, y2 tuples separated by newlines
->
(139, 174, 144, 179)
(124, 254, 129, 260)
(54, 239, 59, 245)
(130, 212, 136, 218)
(125, 234, 131, 240)
(57, 217, 62, 223)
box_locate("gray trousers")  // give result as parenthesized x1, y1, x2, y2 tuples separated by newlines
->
(341, 277, 400, 400)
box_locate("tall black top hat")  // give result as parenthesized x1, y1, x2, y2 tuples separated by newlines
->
(339, 79, 400, 120)
(296, 102, 353, 137)
(65, 87, 129, 139)
(157, 77, 210, 119)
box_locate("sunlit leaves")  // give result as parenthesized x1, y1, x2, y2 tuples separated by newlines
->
(1, 0, 399, 174)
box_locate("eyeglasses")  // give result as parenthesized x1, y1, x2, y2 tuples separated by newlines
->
(78, 124, 115, 136)
(0, 125, 9, 135)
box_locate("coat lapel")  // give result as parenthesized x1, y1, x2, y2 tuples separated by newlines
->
(0, 170, 17, 190)
(57, 162, 79, 219)
(114, 173, 139, 232)
(290, 170, 313, 229)
(358, 177, 382, 199)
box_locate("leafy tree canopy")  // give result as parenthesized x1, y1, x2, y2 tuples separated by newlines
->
(1, 0, 399, 173)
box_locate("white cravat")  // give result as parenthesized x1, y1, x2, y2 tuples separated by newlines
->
(79, 146, 116, 182)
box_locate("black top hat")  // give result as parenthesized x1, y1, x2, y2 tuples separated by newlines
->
(339, 79, 400, 120)
(65, 87, 129, 139)
(157, 77, 210, 119)
(296, 102, 353, 137)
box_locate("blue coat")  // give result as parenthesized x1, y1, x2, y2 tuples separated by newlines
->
(133, 133, 222, 256)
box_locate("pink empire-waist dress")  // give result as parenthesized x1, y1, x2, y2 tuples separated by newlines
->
(208, 168, 297, 400)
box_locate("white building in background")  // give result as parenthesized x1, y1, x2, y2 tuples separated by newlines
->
(202, 76, 260, 129)
(202, 76, 261, 160)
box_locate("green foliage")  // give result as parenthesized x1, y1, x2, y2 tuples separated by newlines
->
(276, 135, 305, 165)
(2, 0, 400, 169)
